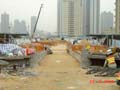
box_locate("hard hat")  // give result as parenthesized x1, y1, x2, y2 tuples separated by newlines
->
(107, 49, 113, 55)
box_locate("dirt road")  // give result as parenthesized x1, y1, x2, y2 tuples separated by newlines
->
(0, 45, 119, 90)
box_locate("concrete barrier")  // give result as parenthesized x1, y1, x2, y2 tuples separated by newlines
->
(30, 50, 47, 68)
(68, 49, 91, 68)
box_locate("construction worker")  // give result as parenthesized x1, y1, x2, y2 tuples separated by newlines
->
(104, 48, 116, 68)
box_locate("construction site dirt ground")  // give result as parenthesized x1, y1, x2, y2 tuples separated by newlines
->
(0, 44, 119, 90)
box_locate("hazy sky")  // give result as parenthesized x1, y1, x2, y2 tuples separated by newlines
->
(101, 0, 115, 13)
(0, 0, 115, 32)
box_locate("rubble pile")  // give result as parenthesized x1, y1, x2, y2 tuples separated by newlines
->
(86, 66, 120, 77)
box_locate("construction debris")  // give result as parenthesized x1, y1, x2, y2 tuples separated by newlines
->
(0, 60, 9, 66)
(86, 66, 120, 77)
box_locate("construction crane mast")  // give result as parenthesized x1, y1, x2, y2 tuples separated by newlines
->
(31, 4, 43, 38)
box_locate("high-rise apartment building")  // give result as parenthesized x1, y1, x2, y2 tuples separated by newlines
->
(58, 0, 83, 37)
(14, 19, 27, 34)
(82, 0, 90, 35)
(115, 0, 120, 34)
(1, 12, 9, 33)
(100, 11, 114, 34)
(14, 20, 20, 33)
(82, 0, 100, 35)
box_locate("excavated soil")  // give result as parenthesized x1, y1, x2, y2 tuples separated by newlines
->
(0, 45, 119, 90)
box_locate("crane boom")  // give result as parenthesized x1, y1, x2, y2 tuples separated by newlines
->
(32, 4, 43, 38)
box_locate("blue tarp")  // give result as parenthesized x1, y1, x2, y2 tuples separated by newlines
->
(0, 44, 24, 54)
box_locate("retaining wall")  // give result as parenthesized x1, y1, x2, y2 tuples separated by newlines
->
(68, 49, 91, 68)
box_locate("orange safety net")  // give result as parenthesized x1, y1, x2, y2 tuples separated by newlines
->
(71, 45, 83, 52)
(89, 45, 108, 54)
(20, 43, 45, 52)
